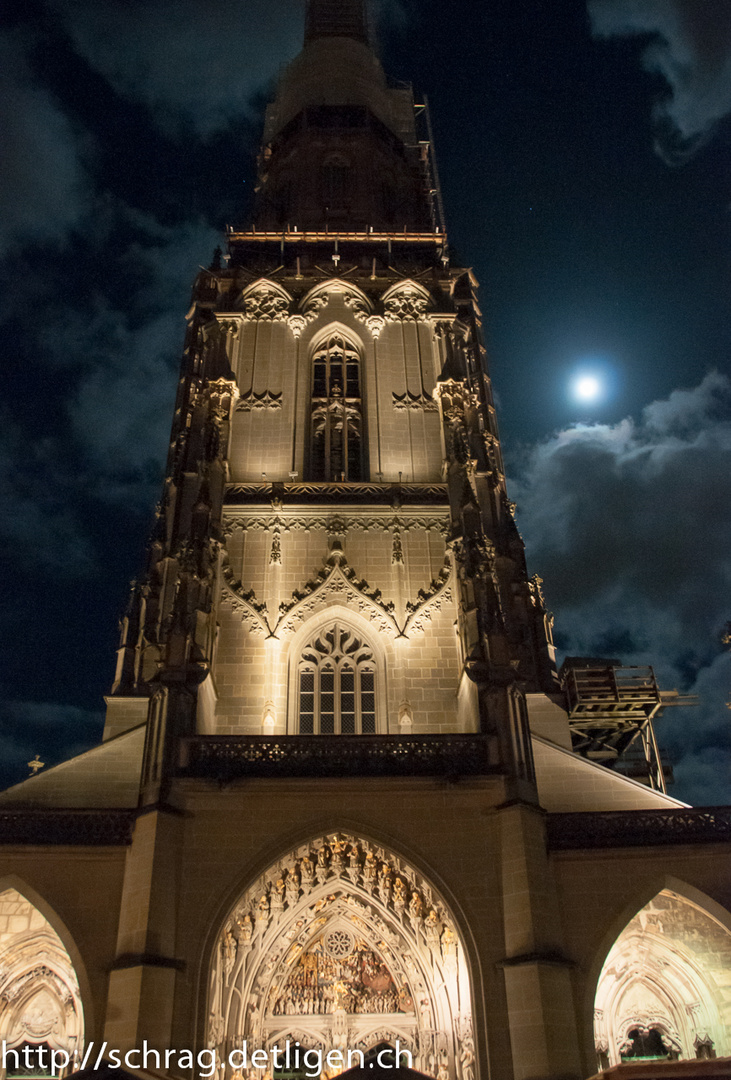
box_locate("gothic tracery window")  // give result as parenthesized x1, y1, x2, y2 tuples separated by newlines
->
(310, 333, 363, 482)
(298, 623, 376, 734)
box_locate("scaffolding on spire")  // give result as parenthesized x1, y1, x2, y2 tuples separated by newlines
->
(305, 0, 370, 45)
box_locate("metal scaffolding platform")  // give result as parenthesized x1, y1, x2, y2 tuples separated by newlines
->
(559, 657, 695, 793)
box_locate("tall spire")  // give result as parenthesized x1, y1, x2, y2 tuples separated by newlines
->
(305, 0, 369, 45)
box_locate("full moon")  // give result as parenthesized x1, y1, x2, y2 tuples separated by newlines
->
(574, 374, 602, 402)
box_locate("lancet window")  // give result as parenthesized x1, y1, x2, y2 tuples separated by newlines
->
(297, 623, 376, 734)
(309, 332, 363, 481)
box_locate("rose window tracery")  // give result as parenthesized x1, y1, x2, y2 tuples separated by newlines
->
(324, 929, 356, 959)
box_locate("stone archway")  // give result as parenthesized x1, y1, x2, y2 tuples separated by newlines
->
(594, 888, 731, 1067)
(208, 833, 474, 1079)
(0, 888, 85, 1068)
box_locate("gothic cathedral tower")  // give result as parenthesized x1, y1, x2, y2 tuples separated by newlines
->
(109, 0, 557, 784)
(3, 5, 729, 1080)
(99, 2, 568, 1071)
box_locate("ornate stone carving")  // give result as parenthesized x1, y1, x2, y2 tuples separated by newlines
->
(212, 316, 241, 339)
(224, 481, 450, 508)
(0, 811, 135, 845)
(547, 807, 731, 849)
(270, 528, 281, 565)
(206, 833, 470, 1076)
(220, 559, 270, 636)
(181, 734, 494, 781)
(403, 558, 453, 636)
(222, 539, 453, 640)
(528, 574, 546, 608)
(241, 279, 292, 321)
(288, 314, 307, 339)
(225, 513, 449, 536)
(392, 529, 404, 565)
(366, 315, 386, 339)
(236, 390, 283, 411)
(382, 280, 432, 321)
(277, 548, 399, 637)
(392, 391, 438, 412)
(342, 288, 372, 323)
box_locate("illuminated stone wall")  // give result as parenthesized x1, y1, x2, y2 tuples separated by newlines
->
(594, 889, 731, 1066)
(0, 889, 84, 1059)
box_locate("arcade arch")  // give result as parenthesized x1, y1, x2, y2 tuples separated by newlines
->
(0, 888, 85, 1071)
(594, 888, 731, 1068)
(207, 833, 474, 1079)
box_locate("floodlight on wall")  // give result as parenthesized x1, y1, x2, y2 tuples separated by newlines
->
(399, 702, 413, 728)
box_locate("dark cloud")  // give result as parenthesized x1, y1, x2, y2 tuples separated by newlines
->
(588, 0, 731, 159)
(56, 216, 220, 507)
(512, 372, 731, 803)
(0, 411, 97, 575)
(0, 31, 89, 254)
(48, 0, 307, 136)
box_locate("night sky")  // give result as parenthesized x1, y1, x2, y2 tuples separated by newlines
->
(1, 0, 729, 802)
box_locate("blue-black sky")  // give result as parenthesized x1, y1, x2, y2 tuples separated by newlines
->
(0, 0, 729, 802)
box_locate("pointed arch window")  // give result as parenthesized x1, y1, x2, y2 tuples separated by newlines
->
(310, 332, 364, 481)
(298, 623, 376, 734)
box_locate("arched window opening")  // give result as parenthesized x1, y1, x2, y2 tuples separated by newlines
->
(207, 832, 474, 1080)
(594, 889, 731, 1068)
(310, 333, 364, 482)
(0, 889, 85, 1073)
(298, 623, 375, 734)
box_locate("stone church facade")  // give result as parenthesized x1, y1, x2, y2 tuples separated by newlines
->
(1, 4, 730, 1079)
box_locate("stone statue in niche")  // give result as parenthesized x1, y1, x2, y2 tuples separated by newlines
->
(363, 851, 377, 893)
(332, 838, 347, 876)
(222, 928, 237, 978)
(301, 855, 314, 892)
(286, 869, 300, 908)
(378, 864, 393, 905)
(272, 878, 285, 916)
(441, 925, 457, 970)
(347, 844, 361, 882)
(460, 1039, 475, 1080)
(256, 893, 270, 932)
(317, 845, 331, 884)
(409, 890, 424, 927)
(393, 877, 407, 917)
